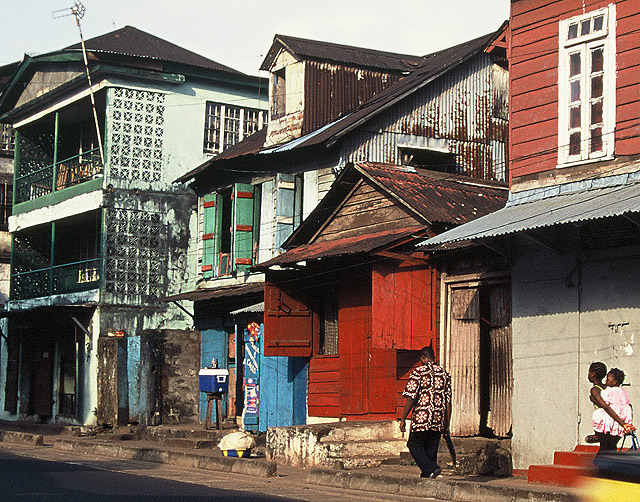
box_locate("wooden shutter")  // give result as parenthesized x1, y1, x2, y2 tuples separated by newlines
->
(233, 183, 254, 273)
(263, 281, 314, 357)
(201, 194, 216, 279)
(371, 260, 437, 350)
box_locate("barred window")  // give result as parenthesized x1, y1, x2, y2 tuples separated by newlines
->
(203, 102, 266, 154)
(0, 124, 14, 153)
(0, 183, 13, 231)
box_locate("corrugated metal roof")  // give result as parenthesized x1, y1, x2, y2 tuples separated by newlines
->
(158, 282, 264, 302)
(260, 34, 423, 72)
(178, 27, 502, 184)
(358, 163, 508, 226)
(66, 26, 245, 75)
(256, 226, 424, 268)
(419, 181, 640, 249)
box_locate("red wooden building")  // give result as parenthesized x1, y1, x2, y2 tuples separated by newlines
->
(256, 162, 507, 421)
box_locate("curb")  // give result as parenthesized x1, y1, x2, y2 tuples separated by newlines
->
(305, 469, 580, 502)
(53, 438, 277, 478)
(0, 431, 44, 446)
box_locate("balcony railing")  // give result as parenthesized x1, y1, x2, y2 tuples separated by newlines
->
(11, 258, 101, 301)
(15, 148, 103, 205)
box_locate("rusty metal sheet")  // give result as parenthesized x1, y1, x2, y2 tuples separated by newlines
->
(489, 283, 512, 437)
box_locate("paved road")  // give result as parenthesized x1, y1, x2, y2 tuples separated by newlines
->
(0, 443, 439, 502)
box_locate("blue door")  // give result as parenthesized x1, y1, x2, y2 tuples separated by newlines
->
(258, 324, 308, 432)
(242, 325, 260, 431)
(200, 325, 229, 423)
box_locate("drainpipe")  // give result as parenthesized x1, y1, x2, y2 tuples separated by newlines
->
(49, 221, 56, 296)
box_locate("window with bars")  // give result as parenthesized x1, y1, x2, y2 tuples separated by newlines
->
(0, 124, 14, 154)
(319, 292, 339, 355)
(0, 183, 12, 231)
(558, 6, 615, 165)
(203, 102, 266, 154)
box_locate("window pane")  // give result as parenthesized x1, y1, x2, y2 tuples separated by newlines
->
(568, 23, 578, 40)
(570, 105, 581, 128)
(591, 75, 603, 98)
(593, 15, 604, 32)
(570, 53, 581, 77)
(570, 132, 581, 156)
(580, 19, 591, 36)
(591, 127, 603, 153)
(571, 81, 581, 102)
(591, 101, 603, 125)
(591, 47, 604, 73)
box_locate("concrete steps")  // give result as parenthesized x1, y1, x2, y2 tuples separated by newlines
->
(527, 446, 597, 486)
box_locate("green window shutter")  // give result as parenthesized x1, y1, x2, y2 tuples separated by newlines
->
(215, 192, 225, 275)
(233, 183, 254, 273)
(201, 194, 216, 279)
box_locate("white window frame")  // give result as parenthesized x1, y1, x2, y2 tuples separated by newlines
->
(203, 102, 266, 155)
(558, 5, 616, 167)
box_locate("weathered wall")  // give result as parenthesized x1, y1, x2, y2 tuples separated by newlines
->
(157, 329, 200, 424)
(511, 234, 640, 468)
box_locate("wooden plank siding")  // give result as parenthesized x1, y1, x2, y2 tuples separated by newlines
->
(315, 180, 423, 243)
(510, 0, 640, 186)
(307, 356, 341, 417)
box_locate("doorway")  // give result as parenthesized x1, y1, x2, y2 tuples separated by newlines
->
(446, 278, 512, 437)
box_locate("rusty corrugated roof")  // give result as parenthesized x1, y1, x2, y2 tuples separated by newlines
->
(255, 226, 425, 269)
(260, 34, 423, 72)
(178, 27, 503, 184)
(357, 162, 508, 226)
(66, 26, 245, 75)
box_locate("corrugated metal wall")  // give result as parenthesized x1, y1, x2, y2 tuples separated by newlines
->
(342, 53, 508, 182)
(304, 62, 400, 135)
(489, 283, 512, 438)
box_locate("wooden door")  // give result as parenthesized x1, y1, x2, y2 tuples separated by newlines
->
(488, 283, 513, 437)
(339, 282, 370, 415)
(30, 348, 53, 416)
(449, 287, 481, 435)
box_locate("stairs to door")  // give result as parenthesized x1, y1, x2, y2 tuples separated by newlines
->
(527, 445, 598, 487)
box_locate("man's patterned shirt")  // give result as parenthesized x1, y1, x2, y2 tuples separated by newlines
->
(402, 361, 452, 432)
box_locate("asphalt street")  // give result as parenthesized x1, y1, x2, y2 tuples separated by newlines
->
(0, 443, 439, 502)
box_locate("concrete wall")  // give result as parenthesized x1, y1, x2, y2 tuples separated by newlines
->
(511, 236, 640, 468)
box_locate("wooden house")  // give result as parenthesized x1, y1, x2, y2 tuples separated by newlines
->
(255, 162, 507, 421)
(420, 0, 640, 471)
(171, 27, 509, 430)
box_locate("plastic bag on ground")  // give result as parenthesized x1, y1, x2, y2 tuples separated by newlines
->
(218, 430, 256, 451)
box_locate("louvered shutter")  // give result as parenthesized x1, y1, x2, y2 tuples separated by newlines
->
(233, 183, 254, 273)
(201, 194, 216, 279)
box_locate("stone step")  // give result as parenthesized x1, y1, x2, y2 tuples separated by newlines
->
(528, 464, 596, 487)
(553, 450, 596, 467)
(142, 427, 225, 441)
(325, 438, 408, 458)
(161, 438, 216, 449)
(319, 420, 402, 443)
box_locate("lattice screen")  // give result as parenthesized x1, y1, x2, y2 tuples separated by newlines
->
(108, 88, 165, 182)
(104, 207, 165, 302)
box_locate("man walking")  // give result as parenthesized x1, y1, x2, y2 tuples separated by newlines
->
(399, 346, 452, 478)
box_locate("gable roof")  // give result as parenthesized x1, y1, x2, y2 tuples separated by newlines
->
(284, 162, 508, 248)
(260, 34, 423, 72)
(65, 26, 245, 75)
(178, 26, 504, 185)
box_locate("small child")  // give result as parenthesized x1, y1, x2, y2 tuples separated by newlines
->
(585, 362, 607, 443)
(592, 368, 635, 454)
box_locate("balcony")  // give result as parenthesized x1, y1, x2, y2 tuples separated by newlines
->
(12, 258, 101, 301)
(14, 147, 103, 205)
(11, 210, 102, 301)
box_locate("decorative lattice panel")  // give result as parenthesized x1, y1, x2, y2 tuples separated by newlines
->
(108, 88, 165, 182)
(104, 208, 165, 303)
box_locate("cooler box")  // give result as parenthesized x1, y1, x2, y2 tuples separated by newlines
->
(199, 368, 229, 393)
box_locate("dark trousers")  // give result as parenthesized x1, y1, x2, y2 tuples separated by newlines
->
(596, 432, 621, 455)
(407, 430, 441, 477)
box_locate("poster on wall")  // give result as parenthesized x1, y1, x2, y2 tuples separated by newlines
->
(244, 378, 258, 414)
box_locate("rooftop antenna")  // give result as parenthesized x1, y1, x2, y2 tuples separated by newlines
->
(53, 1, 105, 165)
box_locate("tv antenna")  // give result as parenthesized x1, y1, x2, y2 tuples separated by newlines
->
(53, 1, 104, 165)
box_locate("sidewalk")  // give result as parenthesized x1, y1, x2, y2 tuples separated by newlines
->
(0, 422, 581, 502)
